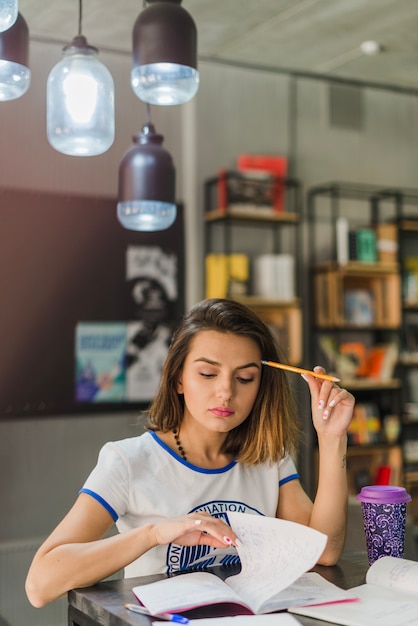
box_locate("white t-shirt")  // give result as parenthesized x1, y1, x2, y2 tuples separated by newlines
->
(81, 431, 299, 577)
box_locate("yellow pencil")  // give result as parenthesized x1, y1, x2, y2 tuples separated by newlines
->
(261, 360, 340, 382)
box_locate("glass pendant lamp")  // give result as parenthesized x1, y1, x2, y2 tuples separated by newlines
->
(131, 0, 199, 106)
(0, 11, 30, 101)
(117, 107, 176, 231)
(46, 1, 114, 156)
(0, 0, 18, 32)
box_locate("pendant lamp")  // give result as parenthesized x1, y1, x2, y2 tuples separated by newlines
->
(117, 108, 176, 232)
(46, 0, 115, 156)
(0, 11, 30, 101)
(131, 0, 199, 106)
(0, 0, 18, 32)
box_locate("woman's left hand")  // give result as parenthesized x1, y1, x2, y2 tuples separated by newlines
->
(302, 366, 355, 437)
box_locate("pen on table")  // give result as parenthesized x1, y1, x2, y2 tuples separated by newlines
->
(125, 603, 189, 624)
(261, 360, 340, 382)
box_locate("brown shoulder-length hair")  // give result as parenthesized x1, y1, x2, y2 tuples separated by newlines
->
(146, 298, 300, 465)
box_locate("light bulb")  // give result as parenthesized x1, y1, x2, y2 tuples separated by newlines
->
(117, 200, 176, 231)
(131, 62, 199, 106)
(0, 58, 30, 100)
(0, 11, 30, 101)
(47, 36, 115, 156)
(0, 0, 18, 33)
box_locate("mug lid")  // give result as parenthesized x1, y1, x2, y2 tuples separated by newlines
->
(356, 485, 412, 504)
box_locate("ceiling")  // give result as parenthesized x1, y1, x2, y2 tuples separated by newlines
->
(18, 0, 418, 92)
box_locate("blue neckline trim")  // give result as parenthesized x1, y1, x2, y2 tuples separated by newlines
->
(150, 431, 237, 474)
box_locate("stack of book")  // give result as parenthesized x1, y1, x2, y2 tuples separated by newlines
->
(252, 254, 295, 300)
(336, 219, 397, 265)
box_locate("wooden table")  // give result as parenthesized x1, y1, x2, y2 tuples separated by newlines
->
(68, 550, 369, 626)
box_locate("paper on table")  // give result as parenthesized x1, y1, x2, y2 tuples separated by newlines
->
(226, 511, 327, 612)
(366, 555, 418, 594)
(153, 616, 302, 626)
(290, 584, 418, 626)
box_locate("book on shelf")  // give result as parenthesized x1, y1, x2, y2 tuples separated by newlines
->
(347, 402, 381, 445)
(401, 314, 418, 356)
(403, 255, 418, 303)
(344, 289, 374, 325)
(132, 512, 356, 617)
(336, 222, 395, 267)
(339, 342, 369, 378)
(347, 228, 378, 263)
(355, 228, 377, 263)
(319, 338, 398, 382)
(205, 254, 249, 299)
(252, 254, 295, 301)
(336, 217, 349, 265)
(289, 556, 418, 626)
(366, 342, 398, 380)
(376, 222, 397, 264)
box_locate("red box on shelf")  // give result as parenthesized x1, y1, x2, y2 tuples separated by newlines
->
(237, 154, 288, 212)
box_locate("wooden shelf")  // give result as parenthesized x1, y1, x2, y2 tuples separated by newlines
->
(314, 260, 399, 274)
(204, 208, 299, 224)
(235, 298, 302, 366)
(235, 296, 301, 308)
(342, 378, 402, 391)
(313, 264, 401, 328)
(400, 219, 418, 232)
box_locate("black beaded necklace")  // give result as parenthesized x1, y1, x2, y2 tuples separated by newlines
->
(172, 428, 187, 461)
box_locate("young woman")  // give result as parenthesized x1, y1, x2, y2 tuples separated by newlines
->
(26, 298, 354, 608)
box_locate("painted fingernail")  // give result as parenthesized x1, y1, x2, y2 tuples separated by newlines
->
(301, 374, 309, 382)
(194, 519, 202, 526)
(329, 399, 336, 407)
(235, 538, 242, 547)
(323, 409, 329, 419)
(223, 536, 232, 544)
(318, 399, 325, 410)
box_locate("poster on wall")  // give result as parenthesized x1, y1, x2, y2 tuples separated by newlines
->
(125, 245, 178, 402)
(75, 323, 127, 403)
(0, 187, 184, 418)
(74, 246, 179, 405)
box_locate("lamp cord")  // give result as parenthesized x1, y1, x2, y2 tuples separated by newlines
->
(78, 0, 82, 35)
(146, 102, 152, 125)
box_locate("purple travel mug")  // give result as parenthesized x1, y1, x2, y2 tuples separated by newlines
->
(356, 485, 412, 565)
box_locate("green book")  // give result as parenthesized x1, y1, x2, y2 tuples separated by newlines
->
(356, 229, 377, 262)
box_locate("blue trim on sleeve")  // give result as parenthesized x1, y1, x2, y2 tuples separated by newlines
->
(149, 431, 237, 474)
(279, 473, 300, 487)
(79, 488, 119, 522)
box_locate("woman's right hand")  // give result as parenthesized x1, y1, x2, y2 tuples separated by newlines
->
(151, 512, 238, 548)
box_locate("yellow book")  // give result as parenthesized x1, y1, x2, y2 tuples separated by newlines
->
(205, 254, 249, 298)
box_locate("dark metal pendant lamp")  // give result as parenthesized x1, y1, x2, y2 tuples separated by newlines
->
(131, 0, 199, 106)
(117, 105, 176, 231)
(0, 10, 30, 101)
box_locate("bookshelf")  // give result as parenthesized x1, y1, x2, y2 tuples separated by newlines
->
(373, 191, 418, 525)
(307, 183, 404, 497)
(203, 170, 303, 366)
